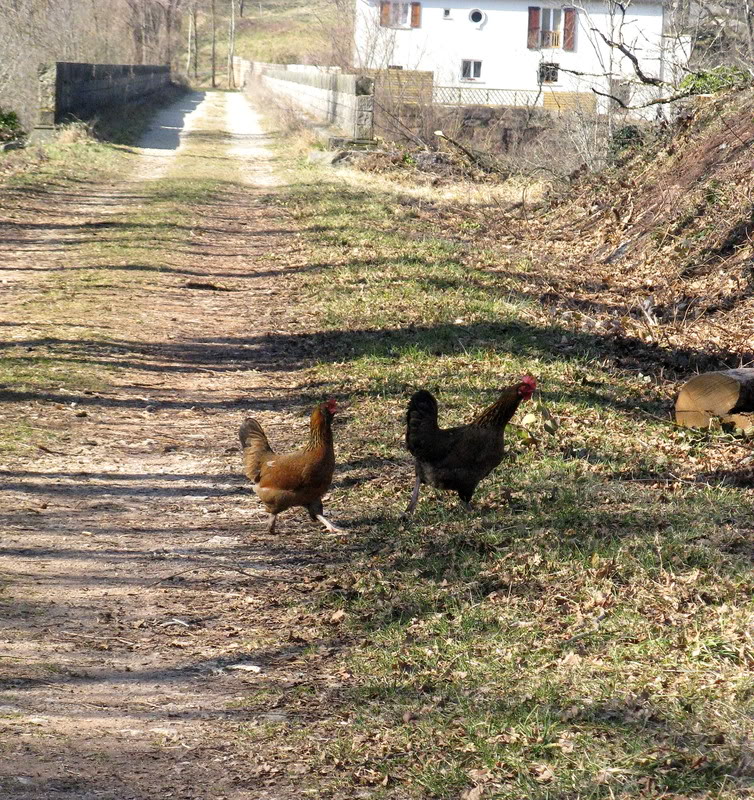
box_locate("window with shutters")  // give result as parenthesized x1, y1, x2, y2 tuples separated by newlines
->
(461, 60, 482, 81)
(538, 62, 559, 84)
(527, 7, 577, 51)
(380, 1, 421, 28)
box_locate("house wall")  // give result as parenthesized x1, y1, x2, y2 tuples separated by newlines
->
(353, 0, 666, 115)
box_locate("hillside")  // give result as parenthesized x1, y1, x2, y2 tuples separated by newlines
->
(493, 89, 754, 373)
(235, 0, 336, 64)
(189, 0, 337, 85)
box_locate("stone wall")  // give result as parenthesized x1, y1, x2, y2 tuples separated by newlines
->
(240, 60, 374, 141)
(37, 62, 171, 129)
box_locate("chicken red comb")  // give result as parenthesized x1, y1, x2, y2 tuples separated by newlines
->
(325, 397, 338, 413)
(520, 375, 537, 389)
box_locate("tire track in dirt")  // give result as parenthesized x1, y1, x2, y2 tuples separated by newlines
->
(0, 91, 352, 800)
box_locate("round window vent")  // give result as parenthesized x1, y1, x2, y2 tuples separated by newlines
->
(469, 9, 484, 23)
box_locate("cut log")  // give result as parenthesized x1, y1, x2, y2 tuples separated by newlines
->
(675, 368, 754, 430)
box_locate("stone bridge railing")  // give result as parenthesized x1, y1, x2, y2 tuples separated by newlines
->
(35, 62, 172, 137)
(236, 58, 374, 142)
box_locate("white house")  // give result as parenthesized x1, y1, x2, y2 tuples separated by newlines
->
(353, 0, 679, 116)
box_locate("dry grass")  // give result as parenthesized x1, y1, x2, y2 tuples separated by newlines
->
(501, 89, 754, 368)
(3, 87, 754, 798)
(333, 164, 553, 208)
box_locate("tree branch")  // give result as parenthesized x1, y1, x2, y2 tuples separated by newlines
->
(590, 27, 666, 86)
(591, 86, 695, 110)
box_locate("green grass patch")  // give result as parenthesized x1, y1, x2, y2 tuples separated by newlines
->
(271, 153, 754, 797)
(3, 134, 129, 188)
(235, 1, 332, 64)
(2, 86, 188, 184)
(186, 0, 333, 79)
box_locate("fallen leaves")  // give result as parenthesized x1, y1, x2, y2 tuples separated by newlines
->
(530, 763, 555, 783)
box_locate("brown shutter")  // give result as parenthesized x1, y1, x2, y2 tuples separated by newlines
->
(563, 8, 577, 51)
(527, 7, 541, 49)
(380, 1, 390, 26)
(411, 2, 422, 28)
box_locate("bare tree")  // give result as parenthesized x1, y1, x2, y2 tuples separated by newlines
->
(211, 0, 217, 87)
(668, 0, 754, 73)
(0, 0, 189, 128)
(192, 3, 199, 77)
(186, 1, 194, 74)
(163, 0, 184, 68)
(227, 0, 236, 87)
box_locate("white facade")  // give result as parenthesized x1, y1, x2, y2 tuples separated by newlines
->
(353, 0, 672, 115)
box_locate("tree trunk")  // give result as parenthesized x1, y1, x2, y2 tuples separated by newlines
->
(186, 7, 193, 75)
(675, 369, 754, 430)
(745, 0, 754, 63)
(192, 8, 199, 78)
(211, 0, 217, 88)
(165, 0, 182, 68)
(227, 0, 236, 88)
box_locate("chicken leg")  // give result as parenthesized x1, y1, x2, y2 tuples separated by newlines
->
(403, 473, 421, 517)
(457, 489, 475, 513)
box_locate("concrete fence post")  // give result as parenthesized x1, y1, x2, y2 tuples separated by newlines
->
(35, 63, 58, 140)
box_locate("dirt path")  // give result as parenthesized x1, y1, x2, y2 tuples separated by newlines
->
(1, 91, 353, 800)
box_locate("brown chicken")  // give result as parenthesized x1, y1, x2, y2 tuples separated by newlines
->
(239, 398, 344, 534)
(404, 376, 537, 514)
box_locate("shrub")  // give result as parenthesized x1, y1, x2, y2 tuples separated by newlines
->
(680, 66, 751, 95)
(607, 124, 645, 164)
(0, 108, 25, 144)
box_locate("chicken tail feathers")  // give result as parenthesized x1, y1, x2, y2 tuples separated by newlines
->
(239, 418, 272, 452)
(406, 390, 439, 457)
(239, 418, 273, 483)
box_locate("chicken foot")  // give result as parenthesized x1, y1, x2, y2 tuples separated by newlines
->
(316, 514, 347, 534)
(457, 490, 475, 513)
(307, 502, 347, 535)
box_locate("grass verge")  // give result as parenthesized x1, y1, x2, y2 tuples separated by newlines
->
(271, 147, 754, 798)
